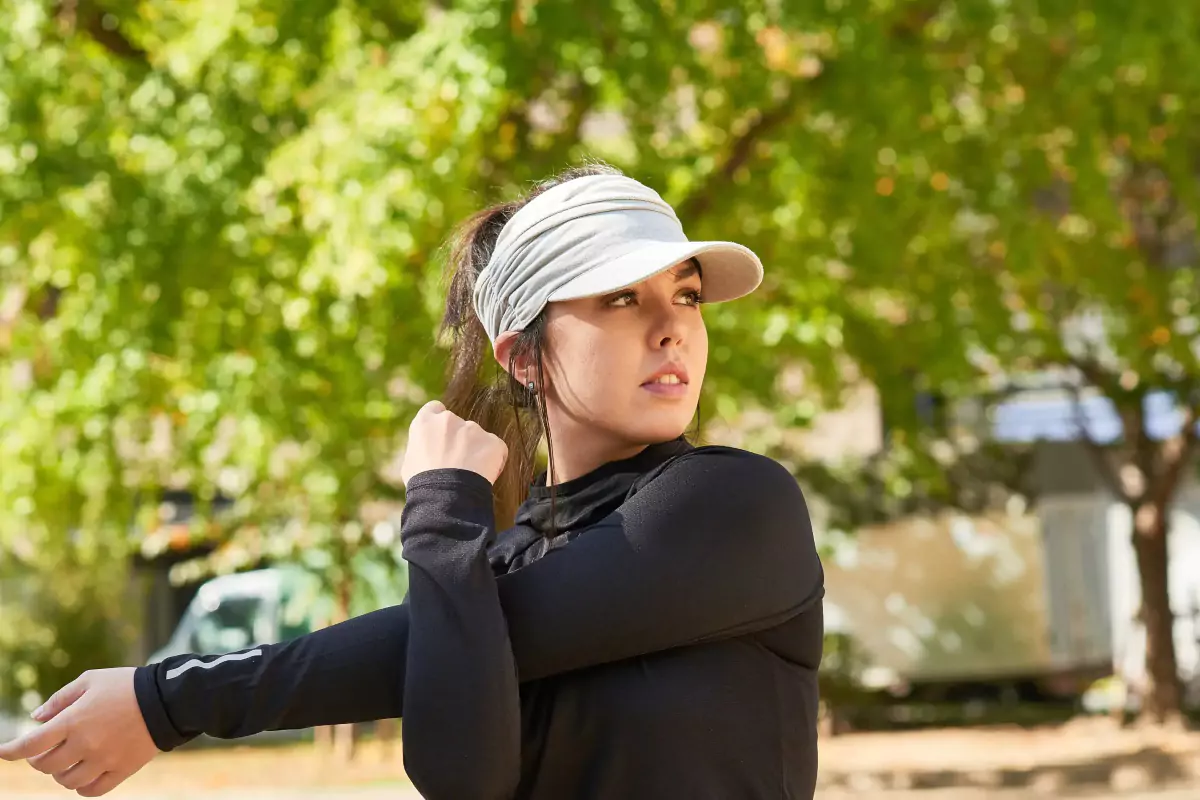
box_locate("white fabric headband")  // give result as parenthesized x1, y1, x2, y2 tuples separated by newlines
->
(471, 173, 764, 345)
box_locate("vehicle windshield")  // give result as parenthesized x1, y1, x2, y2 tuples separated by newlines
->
(186, 592, 267, 654)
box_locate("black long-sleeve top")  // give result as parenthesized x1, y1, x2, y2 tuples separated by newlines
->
(133, 438, 825, 799)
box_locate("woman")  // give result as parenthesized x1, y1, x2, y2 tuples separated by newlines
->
(0, 164, 825, 799)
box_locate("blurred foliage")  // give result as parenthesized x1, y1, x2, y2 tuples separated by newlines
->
(818, 629, 870, 722)
(2, 0, 1200, 715)
(0, 551, 131, 713)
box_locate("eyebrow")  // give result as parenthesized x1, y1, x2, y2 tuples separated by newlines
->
(672, 261, 702, 281)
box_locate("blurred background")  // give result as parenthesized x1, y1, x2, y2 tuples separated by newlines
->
(2, 0, 1200, 797)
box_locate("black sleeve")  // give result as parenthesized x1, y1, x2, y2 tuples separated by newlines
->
(397, 469, 521, 800)
(393, 448, 819, 800)
(133, 604, 409, 751)
(133, 447, 821, 769)
(494, 447, 823, 680)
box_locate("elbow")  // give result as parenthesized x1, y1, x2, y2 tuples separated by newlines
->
(403, 742, 519, 800)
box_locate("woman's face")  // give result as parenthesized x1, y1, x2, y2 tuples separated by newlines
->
(539, 261, 708, 450)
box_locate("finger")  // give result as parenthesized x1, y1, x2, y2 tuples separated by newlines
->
(33, 676, 88, 722)
(29, 740, 83, 776)
(77, 770, 124, 798)
(56, 757, 107, 792)
(0, 720, 68, 761)
(422, 400, 446, 415)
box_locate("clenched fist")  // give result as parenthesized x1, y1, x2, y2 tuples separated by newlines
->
(400, 400, 509, 486)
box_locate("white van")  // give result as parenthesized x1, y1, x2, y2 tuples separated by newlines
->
(148, 563, 407, 664)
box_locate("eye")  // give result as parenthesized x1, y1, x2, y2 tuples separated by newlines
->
(678, 289, 705, 307)
(607, 291, 637, 307)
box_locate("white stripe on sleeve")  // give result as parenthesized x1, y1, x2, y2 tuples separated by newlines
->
(165, 649, 264, 680)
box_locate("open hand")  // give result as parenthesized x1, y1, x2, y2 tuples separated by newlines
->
(0, 668, 158, 796)
(400, 400, 509, 486)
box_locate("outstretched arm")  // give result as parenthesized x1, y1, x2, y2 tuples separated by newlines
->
(135, 603, 411, 749)
(0, 607, 413, 797)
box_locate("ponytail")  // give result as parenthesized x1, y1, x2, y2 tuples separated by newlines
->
(438, 162, 624, 529)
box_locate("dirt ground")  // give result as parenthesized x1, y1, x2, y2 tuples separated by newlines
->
(818, 718, 1198, 771)
(816, 719, 1200, 794)
(2, 720, 1198, 798)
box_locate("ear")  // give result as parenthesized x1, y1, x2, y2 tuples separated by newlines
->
(492, 331, 536, 384)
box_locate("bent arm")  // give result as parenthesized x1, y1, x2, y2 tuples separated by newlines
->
(497, 447, 824, 680)
(398, 469, 520, 800)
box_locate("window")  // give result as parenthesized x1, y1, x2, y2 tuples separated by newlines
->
(189, 595, 266, 654)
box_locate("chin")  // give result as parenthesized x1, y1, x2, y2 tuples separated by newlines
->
(622, 414, 694, 445)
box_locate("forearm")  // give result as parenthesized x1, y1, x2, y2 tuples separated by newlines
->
(133, 604, 409, 751)
(497, 447, 825, 680)
(399, 469, 521, 800)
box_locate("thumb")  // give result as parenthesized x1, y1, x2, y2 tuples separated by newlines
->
(31, 674, 89, 722)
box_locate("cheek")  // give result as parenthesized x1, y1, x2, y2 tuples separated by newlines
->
(691, 316, 709, 382)
(574, 338, 636, 389)
(545, 326, 614, 387)
(545, 327, 641, 408)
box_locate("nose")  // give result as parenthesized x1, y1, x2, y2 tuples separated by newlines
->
(647, 299, 685, 350)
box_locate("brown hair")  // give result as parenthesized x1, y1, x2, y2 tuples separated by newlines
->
(438, 161, 626, 529)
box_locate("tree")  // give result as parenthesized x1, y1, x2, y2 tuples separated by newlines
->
(0, 0, 863, 709)
(577, 2, 1200, 724)
(4, 0, 1197, 729)
(759, 3, 1200, 725)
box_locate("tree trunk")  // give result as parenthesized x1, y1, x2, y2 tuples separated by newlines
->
(314, 722, 333, 751)
(376, 717, 401, 760)
(331, 572, 358, 761)
(332, 721, 357, 762)
(315, 567, 359, 757)
(1130, 500, 1183, 726)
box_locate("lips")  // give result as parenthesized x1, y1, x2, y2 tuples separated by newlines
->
(641, 364, 689, 387)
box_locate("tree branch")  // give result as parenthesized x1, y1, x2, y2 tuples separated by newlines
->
(1121, 400, 1156, 495)
(1067, 360, 1132, 502)
(1149, 403, 1200, 510)
(676, 3, 946, 222)
(1068, 354, 1119, 396)
(1125, 160, 1179, 269)
(37, 286, 62, 321)
(56, 0, 148, 63)
(676, 82, 805, 221)
(358, 0, 423, 42)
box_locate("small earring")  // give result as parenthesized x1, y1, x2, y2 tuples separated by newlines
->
(527, 380, 536, 393)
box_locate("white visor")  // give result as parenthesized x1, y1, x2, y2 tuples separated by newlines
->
(472, 173, 764, 343)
